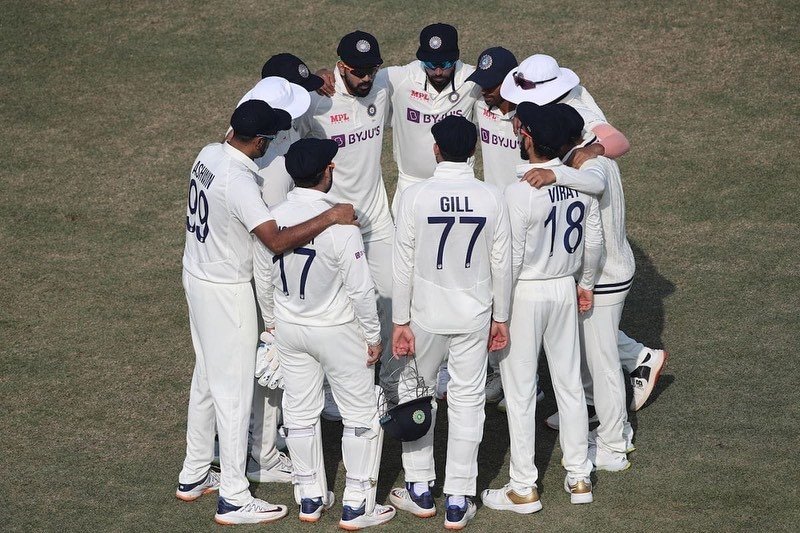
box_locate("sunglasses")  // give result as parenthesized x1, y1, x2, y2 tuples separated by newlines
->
(257, 133, 277, 141)
(422, 60, 455, 70)
(342, 63, 380, 78)
(513, 72, 556, 90)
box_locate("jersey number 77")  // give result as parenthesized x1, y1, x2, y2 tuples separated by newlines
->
(427, 216, 486, 269)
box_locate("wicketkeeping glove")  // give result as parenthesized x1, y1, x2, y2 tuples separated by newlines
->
(254, 331, 284, 389)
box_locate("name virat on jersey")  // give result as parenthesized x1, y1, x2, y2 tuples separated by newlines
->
(548, 185, 580, 203)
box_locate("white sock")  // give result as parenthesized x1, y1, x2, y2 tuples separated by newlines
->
(448, 495, 466, 508)
(412, 481, 429, 496)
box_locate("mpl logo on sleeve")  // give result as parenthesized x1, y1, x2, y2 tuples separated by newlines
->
(406, 108, 421, 123)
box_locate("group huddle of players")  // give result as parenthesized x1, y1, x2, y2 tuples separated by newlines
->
(175, 22, 669, 530)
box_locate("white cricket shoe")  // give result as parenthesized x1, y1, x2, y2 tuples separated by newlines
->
(214, 497, 288, 525)
(299, 491, 335, 522)
(389, 483, 436, 517)
(589, 444, 631, 472)
(564, 476, 593, 504)
(485, 372, 503, 404)
(435, 364, 451, 401)
(545, 405, 598, 430)
(322, 384, 343, 421)
(588, 427, 636, 454)
(443, 497, 477, 530)
(630, 349, 669, 411)
(481, 484, 542, 514)
(175, 469, 220, 501)
(339, 502, 396, 530)
(246, 451, 293, 483)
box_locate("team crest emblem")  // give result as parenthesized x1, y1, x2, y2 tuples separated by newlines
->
(448, 92, 460, 103)
(298, 64, 310, 78)
(479, 54, 493, 70)
(429, 36, 442, 49)
(356, 39, 371, 53)
(367, 103, 377, 117)
(412, 410, 426, 424)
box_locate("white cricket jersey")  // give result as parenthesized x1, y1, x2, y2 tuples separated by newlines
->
(560, 86, 608, 132)
(256, 155, 294, 208)
(253, 188, 381, 344)
(473, 99, 526, 188)
(505, 159, 603, 286)
(393, 161, 512, 334)
(587, 157, 635, 293)
(295, 69, 393, 239)
(182, 142, 274, 284)
(379, 61, 482, 187)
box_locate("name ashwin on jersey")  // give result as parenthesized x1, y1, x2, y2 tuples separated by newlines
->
(192, 161, 215, 189)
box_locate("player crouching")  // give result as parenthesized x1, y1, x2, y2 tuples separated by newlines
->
(253, 138, 395, 530)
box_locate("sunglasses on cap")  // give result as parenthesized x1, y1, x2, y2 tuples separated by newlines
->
(342, 63, 380, 78)
(256, 133, 277, 141)
(513, 72, 556, 90)
(422, 60, 455, 70)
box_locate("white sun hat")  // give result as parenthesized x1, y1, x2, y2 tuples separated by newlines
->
(500, 54, 580, 105)
(236, 76, 310, 119)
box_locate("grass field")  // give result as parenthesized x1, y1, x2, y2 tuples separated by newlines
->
(2, 1, 799, 531)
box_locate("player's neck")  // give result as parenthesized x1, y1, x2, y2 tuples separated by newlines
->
(499, 100, 515, 115)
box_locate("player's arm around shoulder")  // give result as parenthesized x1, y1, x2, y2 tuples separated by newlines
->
(252, 203, 358, 255)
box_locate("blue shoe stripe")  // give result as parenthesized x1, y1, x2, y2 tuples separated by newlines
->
(217, 497, 242, 514)
(341, 502, 366, 521)
(178, 472, 208, 492)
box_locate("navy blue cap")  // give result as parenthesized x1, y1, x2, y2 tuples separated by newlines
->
(416, 23, 459, 62)
(554, 103, 585, 141)
(516, 102, 570, 152)
(466, 47, 518, 89)
(431, 115, 478, 159)
(230, 100, 292, 137)
(261, 53, 324, 92)
(338, 30, 383, 68)
(380, 396, 434, 442)
(284, 138, 339, 181)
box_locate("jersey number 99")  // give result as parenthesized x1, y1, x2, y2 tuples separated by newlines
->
(186, 179, 209, 243)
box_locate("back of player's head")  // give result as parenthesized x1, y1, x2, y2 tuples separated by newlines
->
(337, 30, 383, 68)
(261, 53, 324, 92)
(516, 102, 569, 160)
(284, 138, 339, 188)
(416, 23, 459, 63)
(555, 103, 585, 147)
(230, 100, 292, 141)
(431, 115, 477, 162)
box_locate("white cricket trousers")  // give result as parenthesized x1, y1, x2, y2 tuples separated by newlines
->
(179, 270, 257, 506)
(250, 384, 281, 467)
(399, 322, 488, 497)
(582, 326, 650, 405)
(277, 319, 380, 504)
(579, 289, 630, 454)
(500, 277, 592, 486)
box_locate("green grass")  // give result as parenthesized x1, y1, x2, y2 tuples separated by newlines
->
(2, 0, 799, 531)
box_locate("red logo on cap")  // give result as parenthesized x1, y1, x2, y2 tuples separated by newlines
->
(330, 113, 350, 124)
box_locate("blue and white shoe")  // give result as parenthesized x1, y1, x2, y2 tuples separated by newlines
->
(214, 496, 288, 525)
(444, 496, 477, 530)
(175, 470, 220, 501)
(339, 501, 396, 530)
(389, 482, 436, 517)
(299, 491, 335, 522)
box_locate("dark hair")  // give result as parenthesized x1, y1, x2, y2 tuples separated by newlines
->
(438, 146, 475, 163)
(232, 132, 257, 143)
(293, 167, 327, 188)
(532, 143, 560, 160)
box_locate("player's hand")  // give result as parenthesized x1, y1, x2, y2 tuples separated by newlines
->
(577, 286, 594, 314)
(327, 203, 359, 227)
(366, 342, 383, 366)
(392, 324, 415, 358)
(569, 144, 604, 169)
(315, 68, 335, 97)
(488, 320, 509, 351)
(520, 168, 556, 189)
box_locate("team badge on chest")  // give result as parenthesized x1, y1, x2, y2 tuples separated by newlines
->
(367, 103, 377, 117)
(448, 92, 460, 103)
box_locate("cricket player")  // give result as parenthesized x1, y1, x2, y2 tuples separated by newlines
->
(390, 115, 511, 530)
(253, 138, 396, 529)
(502, 54, 667, 418)
(377, 23, 482, 215)
(176, 100, 357, 525)
(294, 30, 398, 404)
(481, 102, 602, 513)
